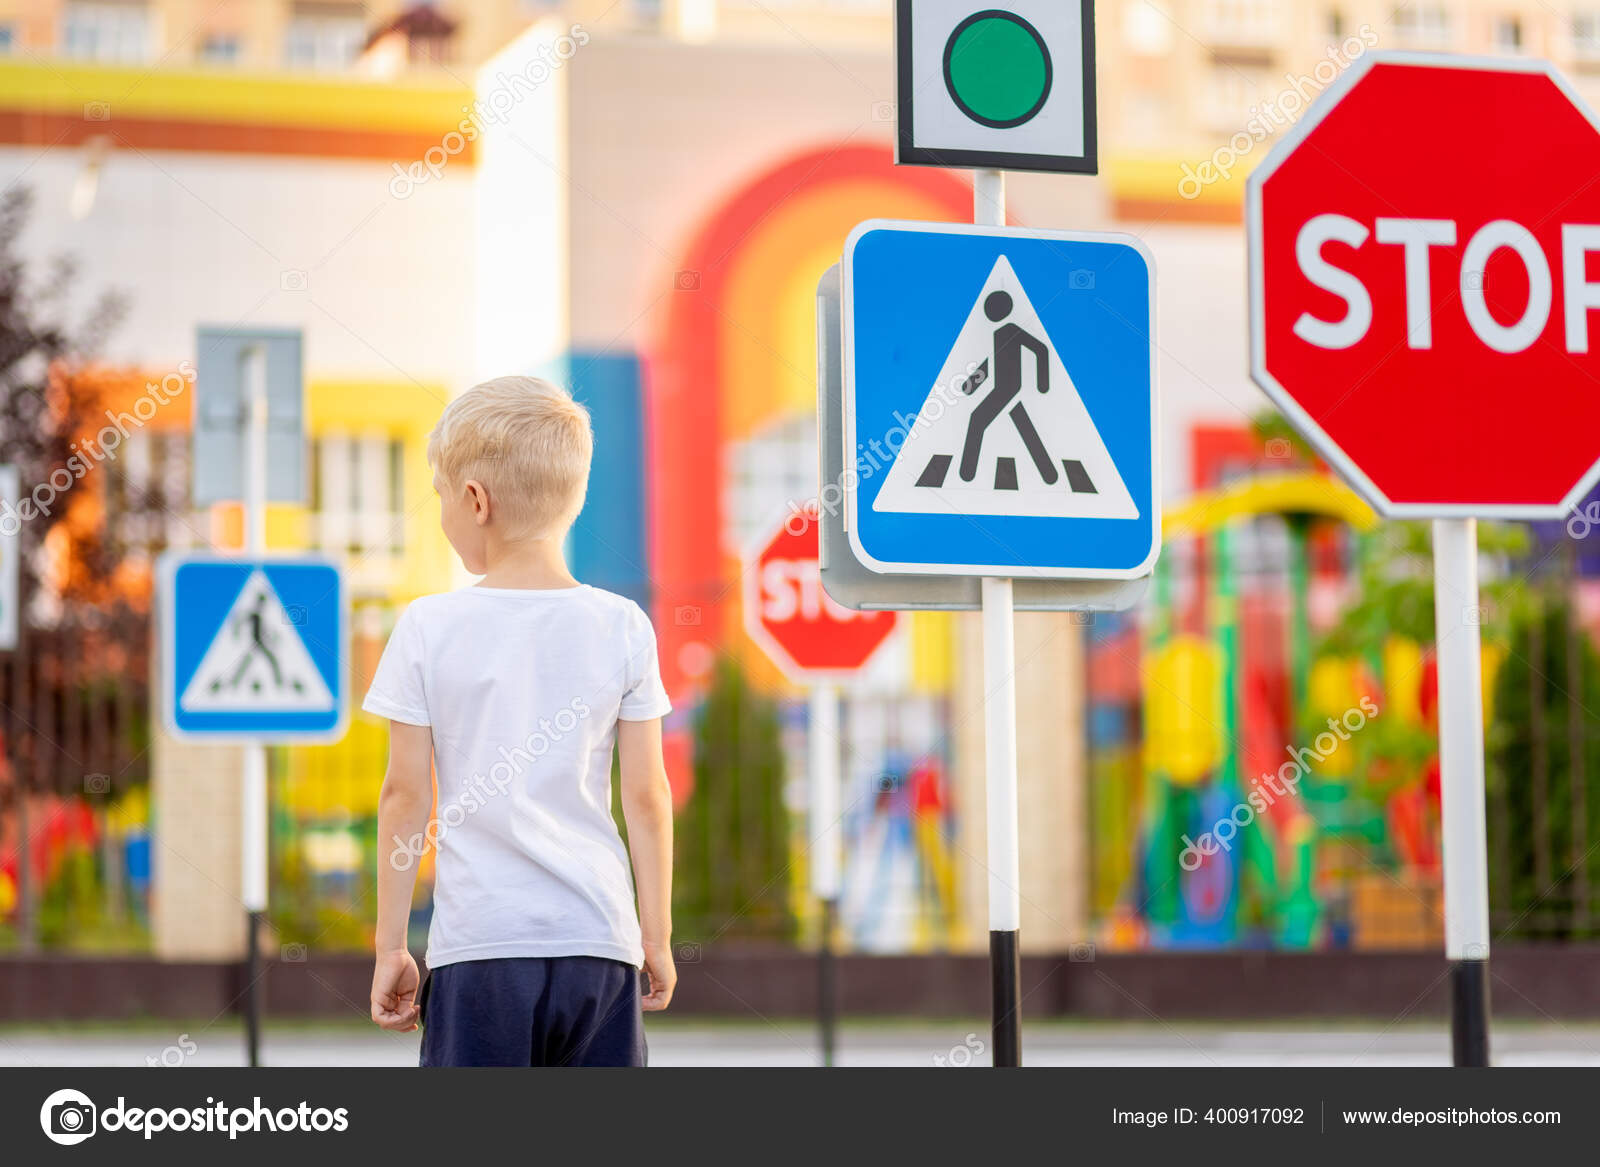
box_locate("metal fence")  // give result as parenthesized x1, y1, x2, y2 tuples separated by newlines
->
(0, 605, 153, 950)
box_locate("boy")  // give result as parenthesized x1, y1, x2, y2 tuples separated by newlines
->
(364, 375, 676, 1067)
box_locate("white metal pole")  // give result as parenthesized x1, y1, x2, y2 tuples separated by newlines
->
(1431, 517, 1491, 1066)
(241, 344, 270, 1067)
(981, 575, 1020, 933)
(808, 683, 842, 902)
(973, 169, 1022, 1066)
(808, 682, 841, 1066)
(242, 345, 269, 914)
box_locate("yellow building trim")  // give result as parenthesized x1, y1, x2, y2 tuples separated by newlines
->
(0, 59, 472, 135)
(1107, 153, 1248, 215)
(307, 378, 451, 435)
(205, 379, 456, 600)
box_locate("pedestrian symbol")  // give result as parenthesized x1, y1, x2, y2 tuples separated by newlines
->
(842, 219, 1157, 579)
(180, 570, 334, 713)
(161, 555, 347, 740)
(874, 255, 1138, 521)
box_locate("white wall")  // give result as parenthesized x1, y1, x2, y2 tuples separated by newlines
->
(1, 145, 476, 386)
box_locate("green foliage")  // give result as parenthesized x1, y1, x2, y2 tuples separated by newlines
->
(674, 657, 792, 943)
(1488, 588, 1600, 940)
(1314, 520, 1531, 656)
(1249, 412, 1318, 463)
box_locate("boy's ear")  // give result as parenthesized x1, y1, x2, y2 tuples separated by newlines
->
(465, 480, 491, 526)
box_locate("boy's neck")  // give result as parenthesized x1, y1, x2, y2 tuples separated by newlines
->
(477, 529, 580, 591)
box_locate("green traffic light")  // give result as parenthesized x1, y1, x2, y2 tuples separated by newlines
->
(942, 10, 1053, 129)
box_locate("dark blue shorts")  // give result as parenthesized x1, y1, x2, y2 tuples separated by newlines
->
(418, 956, 647, 1067)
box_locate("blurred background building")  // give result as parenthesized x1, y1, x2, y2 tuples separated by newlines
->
(0, 1, 1597, 972)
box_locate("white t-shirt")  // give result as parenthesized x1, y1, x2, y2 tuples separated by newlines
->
(362, 584, 671, 970)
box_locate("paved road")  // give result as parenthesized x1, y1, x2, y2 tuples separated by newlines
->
(6, 1022, 1600, 1067)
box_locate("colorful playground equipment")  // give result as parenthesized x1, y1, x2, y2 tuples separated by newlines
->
(1094, 468, 1497, 951)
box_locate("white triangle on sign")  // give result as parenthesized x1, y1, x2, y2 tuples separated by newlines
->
(872, 255, 1139, 521)
(179, 570, 335, 713)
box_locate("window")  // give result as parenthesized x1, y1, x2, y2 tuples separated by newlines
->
(1124, 2, 1174, 54)
(1576, 13, 1600, 59)
(0, 24, 15, 53)
(284, 3, 367, 72)
(310, 435, 406, 577)
(103, 431, 198, 558)
(1493, 16, 1523, 53)
(1206, 0, 1283, 44)
(723, 415, 816, 558)
(200, 33, 240, 64)
(1203, 64, 1270, 130)
(61, 1, 154, 63)
(1122, 92, 1173, 146)
(1392, 4, 1451, 48)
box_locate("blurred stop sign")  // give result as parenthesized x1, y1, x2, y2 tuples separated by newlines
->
(1249, 56, 1600, 518)
(744, 505, 897, 682)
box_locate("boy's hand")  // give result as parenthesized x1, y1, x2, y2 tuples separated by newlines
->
(371, 948, 421, 1031)
(641, 943, 677, 1012)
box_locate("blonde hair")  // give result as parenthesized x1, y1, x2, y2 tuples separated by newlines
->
(427, 376, 593, 538)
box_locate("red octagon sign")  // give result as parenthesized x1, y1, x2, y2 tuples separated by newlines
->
(1249, 55, 1600, 519)
(743, 505, 897, 682)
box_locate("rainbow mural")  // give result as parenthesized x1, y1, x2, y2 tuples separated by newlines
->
(638, 145, 975, 783)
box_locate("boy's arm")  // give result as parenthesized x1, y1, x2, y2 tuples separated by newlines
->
(371, 720, 434, 1031)
(617, 716, 676, 1011)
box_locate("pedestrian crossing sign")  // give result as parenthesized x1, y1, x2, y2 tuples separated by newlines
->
(842, 220, 1159, 579)
(161, 555, 347, 741)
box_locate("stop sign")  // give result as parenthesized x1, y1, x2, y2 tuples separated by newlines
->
(744, 505, 897, 681)
(1248, 55, 1600, 518)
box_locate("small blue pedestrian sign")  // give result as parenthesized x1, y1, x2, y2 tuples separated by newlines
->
(161, 555, 347, 740)
(842, 219, 1159, 579)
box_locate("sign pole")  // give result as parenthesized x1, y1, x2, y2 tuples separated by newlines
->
(973, 169, 1023, 1067)
(1431, 517, 1492, 1067)
(808, 682, 841, 1067)
(241, 344, 270, 1068)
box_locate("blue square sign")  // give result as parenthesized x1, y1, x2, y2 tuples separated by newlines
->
(842, 219, 1159, 579)
(161, 555, 347, 741)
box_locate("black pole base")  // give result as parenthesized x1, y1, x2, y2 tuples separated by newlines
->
(990, 929, 1021, 1067)
(1451, 958, 1491, 1067)
(245, 909, 264, 1069)
(818, 899, 837, 1068)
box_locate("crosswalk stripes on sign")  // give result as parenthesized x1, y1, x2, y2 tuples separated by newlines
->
(179, 570, 335, 714)
(842, 219, 1157, 579)
(162, 555, 346, 740)
(873, 255, 1138, 521)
